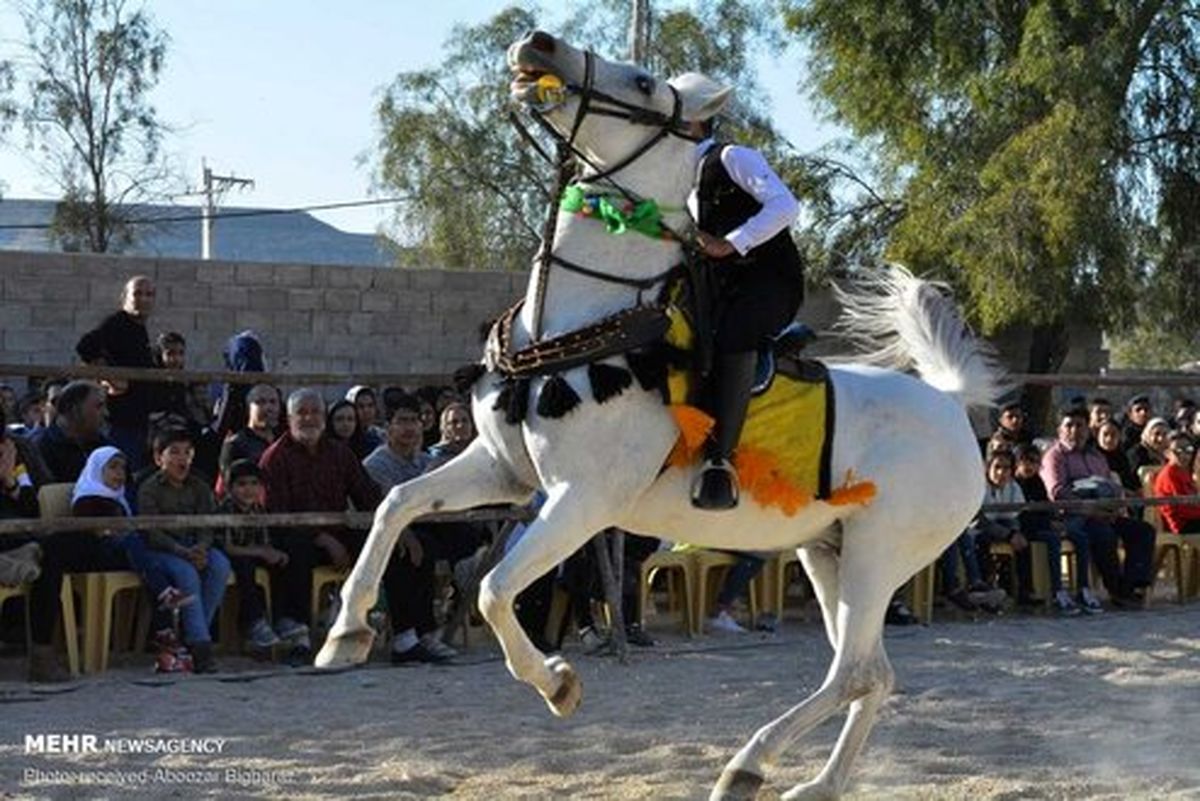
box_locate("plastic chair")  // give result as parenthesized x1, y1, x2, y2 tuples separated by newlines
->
(1142, 469, 1189, 603)
(218, 567, 274, 651)
(759, 551, 809, 622)
(905, 562, 936, 624)
(311, 565, 351, 626)
(692, 550, 759, 634)
(638, 549, 695, 636)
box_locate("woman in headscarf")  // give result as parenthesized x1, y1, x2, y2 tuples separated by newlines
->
(344, 386, 385, 454)
(1094, 419, 1140, 494)
(1127, 417, 1171, 478)
(212, 331, 266, 440)
(326, 399, 376, 461)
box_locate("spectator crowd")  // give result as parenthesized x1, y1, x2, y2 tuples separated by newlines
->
(2, 275, 1198, 682)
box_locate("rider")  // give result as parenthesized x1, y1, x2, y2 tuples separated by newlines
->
(684, 94, 805, 510)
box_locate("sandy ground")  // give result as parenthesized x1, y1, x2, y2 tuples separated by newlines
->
(1, 600, 1199, 801)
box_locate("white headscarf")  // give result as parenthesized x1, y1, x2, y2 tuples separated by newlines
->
(71, 446, 131, 515)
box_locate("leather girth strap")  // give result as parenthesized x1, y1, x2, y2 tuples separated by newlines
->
(491, 300, 671, 379)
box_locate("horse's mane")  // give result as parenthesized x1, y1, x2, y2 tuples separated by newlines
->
(832, 265, 1010, 410)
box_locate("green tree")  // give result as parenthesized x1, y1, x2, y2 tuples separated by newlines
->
(786, 1, 1200, 415)
(19, 0, 172, 253)
(373, 1, 807, 271)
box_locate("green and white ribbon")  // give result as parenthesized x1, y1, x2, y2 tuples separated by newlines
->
(560, 185, 676, 240)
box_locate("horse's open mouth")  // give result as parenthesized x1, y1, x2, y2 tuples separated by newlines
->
(510, 65, 566, 108)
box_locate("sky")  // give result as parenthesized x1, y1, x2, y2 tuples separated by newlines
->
(0, 0, 841, 236)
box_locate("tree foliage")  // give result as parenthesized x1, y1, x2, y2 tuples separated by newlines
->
(786, 1, 1200, 359)
(373, 1, 807, 271)
(19, 0, 172, 253)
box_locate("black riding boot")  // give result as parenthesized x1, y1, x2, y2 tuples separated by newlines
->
(692, 351, 757, 510)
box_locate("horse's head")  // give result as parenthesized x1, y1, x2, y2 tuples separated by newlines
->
(508, 31, 733, 173)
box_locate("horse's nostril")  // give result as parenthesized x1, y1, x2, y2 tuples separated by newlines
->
(529, 31, 556, 54)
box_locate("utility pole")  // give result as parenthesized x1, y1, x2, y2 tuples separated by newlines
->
(200, 158, 254, 260)
(629, 0, 650, 67)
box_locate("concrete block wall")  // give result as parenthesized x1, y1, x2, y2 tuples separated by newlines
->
(0, 249, 1106, 404)
(0, 251, 525, 392)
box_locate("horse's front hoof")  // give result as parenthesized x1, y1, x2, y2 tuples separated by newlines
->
(709, 769, 766, 801)
(313, 626, 374, 669)
(541, 655, 582, 718)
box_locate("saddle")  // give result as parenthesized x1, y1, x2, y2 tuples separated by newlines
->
(752, 322, 819, 395)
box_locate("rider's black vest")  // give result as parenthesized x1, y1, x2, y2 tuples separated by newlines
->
(696, 144, 804, 289)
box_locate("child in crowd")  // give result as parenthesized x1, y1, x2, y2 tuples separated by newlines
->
(940, 449, 1014, 613)
(1011, 444, 1080, 615)
(71, 446, 198, 669)
(135, 428, 231, 673)
(214, 459, 290, 650)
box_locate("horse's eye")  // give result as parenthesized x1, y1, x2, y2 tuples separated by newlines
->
(635, 74, 654, 95)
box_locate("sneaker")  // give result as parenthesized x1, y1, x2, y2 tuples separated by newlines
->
(885, 600, 920, 626)
(1078, 588, 1104, 615)
(285, 644, 312, 667)
(755, 612, 780, 633)
(190, 642, 218, 674)
(1053, 590, 1081, 617)
(419, 633, 457, 661)
(274, 617, 310, 642)
(967, 584, 1007, 608)
(246, 618, 281, 649)
(390, 641, 452, 665)
(624, 623, 657, 647)
(579, 625, 611, 655)
(946, 589, 979, 612)
(708, 610, 747, 634)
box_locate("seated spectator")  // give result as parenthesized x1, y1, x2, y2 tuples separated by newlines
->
(1152, 432, 1200, 534)
(76, 275, 157, 472)
(40, 381, 66, 429)
(212, 330, 266, 440)
(0, 384, 15, 422)
(1128, 417, 1170, 476)
(31, 380, 112, 483)
(414, 387, 440, 449)
(1121, 394, 1152, 451)
(345, 386, 385, 454)
(428, 402, 475, 464)
(26, 446, 145, 681)
(1172, 397, 1196, 432)
(990, 401, 1033, 451)
(1188, 408, 1200, 443)
(214, 460, 289, 650)
(363, 394, 465, 664)
(327, 399, 375, 461)
(1087, 397, 1113, 439)
(1012, 444, 1079, 614)
(10, 390, 46, 437)
(1095, 419, 1140, 494)
(1041, 406, 1154, 609)
(939, 450, 1011, 614)
(135, 428, 232, 674)
(1, 423, 39, 521)
(218, 383, 281, 485)
(152, 331, 190, 420)
(259, 388, 383, 663)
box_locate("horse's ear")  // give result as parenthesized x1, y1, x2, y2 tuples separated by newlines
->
(668, 72, 734, 122)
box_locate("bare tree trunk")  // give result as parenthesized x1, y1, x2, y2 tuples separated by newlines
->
(629, 0, 650, 66)
(1023, 320, 1070, 435)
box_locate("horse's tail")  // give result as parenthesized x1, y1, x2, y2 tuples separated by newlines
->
(832, 265, 1009, 409)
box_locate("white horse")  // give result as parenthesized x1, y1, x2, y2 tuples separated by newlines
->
(317, 31, 1005, 800)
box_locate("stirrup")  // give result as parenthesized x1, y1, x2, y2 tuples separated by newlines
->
(691, 458, 740, 510)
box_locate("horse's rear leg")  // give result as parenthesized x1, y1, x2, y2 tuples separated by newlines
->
(315, 443, 530, 668)
(478, 487, 612, 718)
(711, 536, 895, 801)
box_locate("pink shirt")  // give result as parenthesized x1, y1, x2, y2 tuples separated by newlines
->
(1040, 440, 1113, 501)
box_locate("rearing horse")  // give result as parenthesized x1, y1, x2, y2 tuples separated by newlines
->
(317, 31, 1005, 801)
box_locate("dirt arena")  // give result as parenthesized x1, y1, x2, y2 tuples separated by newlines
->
(1, 602, 1198, 800)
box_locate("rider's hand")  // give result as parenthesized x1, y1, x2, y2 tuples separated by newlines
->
(696, 231, 737, 259)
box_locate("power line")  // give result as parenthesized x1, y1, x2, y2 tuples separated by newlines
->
(0, 196, 410, 231)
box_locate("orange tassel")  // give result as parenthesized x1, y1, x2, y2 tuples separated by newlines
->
(667, 404, 714, 468)
(829, 470, 877, 506)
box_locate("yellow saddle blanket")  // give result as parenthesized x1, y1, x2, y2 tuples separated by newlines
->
(662, 309, 875, 516)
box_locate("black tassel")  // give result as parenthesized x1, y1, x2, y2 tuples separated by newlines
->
(493, 377, 530, 425)
(536, 374, 581, 418)
(588, 362, 632, 404)
(625, 348, 665, 391)
(453, 363, 487, 394)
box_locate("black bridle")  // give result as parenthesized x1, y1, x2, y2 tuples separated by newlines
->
(511, 50, 702, 338)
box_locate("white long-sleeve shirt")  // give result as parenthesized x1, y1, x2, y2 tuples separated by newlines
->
(687, 138, 800, 256)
